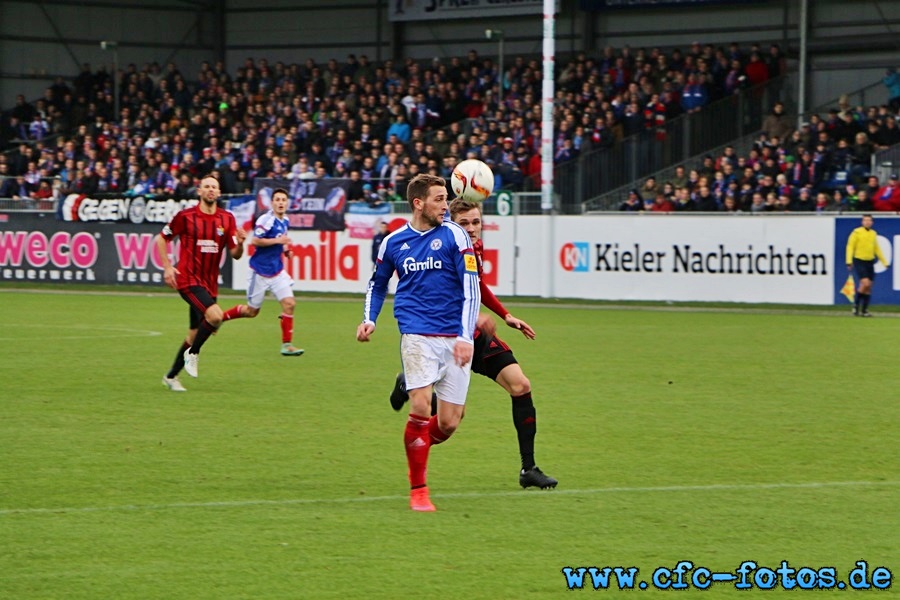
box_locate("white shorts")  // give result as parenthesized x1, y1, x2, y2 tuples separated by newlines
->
(400, 334, 472, 406)
(246, 269, 294, 309)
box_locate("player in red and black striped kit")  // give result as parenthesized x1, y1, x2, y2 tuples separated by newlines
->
(390, 198, 558, 489)
(156, 175, 246, 390)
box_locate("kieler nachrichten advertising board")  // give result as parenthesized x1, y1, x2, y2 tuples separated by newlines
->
(550, 215, 900, 305)
(553, 216, 837, 304)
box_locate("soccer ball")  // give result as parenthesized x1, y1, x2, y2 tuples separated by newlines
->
(451, 159, 495, 202)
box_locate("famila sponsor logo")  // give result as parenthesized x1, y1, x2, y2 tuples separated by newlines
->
(402, 255, 442, 274)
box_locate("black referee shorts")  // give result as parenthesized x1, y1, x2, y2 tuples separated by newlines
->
(853, 258, 876, 281)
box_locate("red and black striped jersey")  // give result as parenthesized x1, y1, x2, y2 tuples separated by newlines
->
(161, 206, 237, 296)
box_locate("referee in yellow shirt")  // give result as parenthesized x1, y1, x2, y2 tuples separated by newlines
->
(846, 214, 889, 316)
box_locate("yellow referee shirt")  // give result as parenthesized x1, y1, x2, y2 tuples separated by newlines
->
(845, 226, 888, 265)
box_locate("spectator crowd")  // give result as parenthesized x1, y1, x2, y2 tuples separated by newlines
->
(0, 43, 896, 212)
(618, 91, 900, 214)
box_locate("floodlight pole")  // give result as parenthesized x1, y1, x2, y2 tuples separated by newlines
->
(541, 0, 555, 299)
(540, 1, 554, 214)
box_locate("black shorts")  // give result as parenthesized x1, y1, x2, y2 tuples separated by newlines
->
(472, 332, 518, 381)
(853, 258, 876, 281)
(179, 286, 217, 329)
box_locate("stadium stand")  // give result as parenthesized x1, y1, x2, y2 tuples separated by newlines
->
(0, 42, 796, 208)
(613, 100, 900, 214)
(2, 43, 896, 214)
(584, 70, 900, 212)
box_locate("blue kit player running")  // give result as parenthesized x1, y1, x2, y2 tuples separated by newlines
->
(356, 173, 480, 512)
(390, 198, 558, 490)
(221, 188, 304, 355)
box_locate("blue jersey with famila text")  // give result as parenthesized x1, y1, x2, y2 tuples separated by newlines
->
(364, 220, 480, 341)
(249, 210, 289, 277)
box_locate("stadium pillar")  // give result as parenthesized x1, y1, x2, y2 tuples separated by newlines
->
(100, 41, 119, 121)
(583, 11, 596, 54)
(797, 0, 808, 128)
(375, 0, 383, 63)
(486, 29, 505, 106)
(390, 19, 403, 62)
(499, 34, 505, 107)
(214, 0, 226, 67)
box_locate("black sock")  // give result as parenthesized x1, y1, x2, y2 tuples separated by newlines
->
(854, 294, 862, 310)
(189, 320, 217, 354)
(167, 341, 191, 379)
(861, 293, 870, 311)
(511, 392, 537, 471)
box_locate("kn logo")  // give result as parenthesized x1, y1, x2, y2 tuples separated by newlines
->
(560, 242, 590, 272)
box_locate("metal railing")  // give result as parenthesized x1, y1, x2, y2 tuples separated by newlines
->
(1, 133, 64, 156)
(805, 79, 890, 117)
(0, 175, 429, 214)
(578, 75, 899, 213)
(0, 175, 62, 211)
(581, 129, 763, 213)
(793, 79, 897, 186)
(872, 142, 900, 182)
(554, 73, 796, 214)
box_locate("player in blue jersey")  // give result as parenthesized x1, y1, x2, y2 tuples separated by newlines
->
(221, 188, 304, 355)
(356, 173, 481, 512)
(389, 198, 558, 490)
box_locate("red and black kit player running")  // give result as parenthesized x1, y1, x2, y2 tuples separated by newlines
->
(390, 197, 558, 489)
(156, 175, 246, 391)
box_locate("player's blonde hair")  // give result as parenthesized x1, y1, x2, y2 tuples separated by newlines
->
(449, 197, 482, 221)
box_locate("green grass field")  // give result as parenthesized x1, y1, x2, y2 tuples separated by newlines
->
(1, 290, 898, 599)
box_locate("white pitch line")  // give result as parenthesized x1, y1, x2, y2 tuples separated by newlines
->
(2, 480, 897, 516)
(0, 324, 162, 341)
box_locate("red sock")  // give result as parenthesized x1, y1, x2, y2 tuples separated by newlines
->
(279, 313, 293, 343)
(404, 414, 431, 488)
(427, 415, 451, 446)
(222, 305, 245, 321)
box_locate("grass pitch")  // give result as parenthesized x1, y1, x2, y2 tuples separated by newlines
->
(0, 290, 897, 598)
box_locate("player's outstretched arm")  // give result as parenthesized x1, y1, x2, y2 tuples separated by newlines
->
(504, 314, 536, 340)
(356, 321, 376, 342)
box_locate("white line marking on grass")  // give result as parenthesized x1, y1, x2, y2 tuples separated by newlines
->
(0, 324, 162, 340)
(2, 480, 897, 516)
